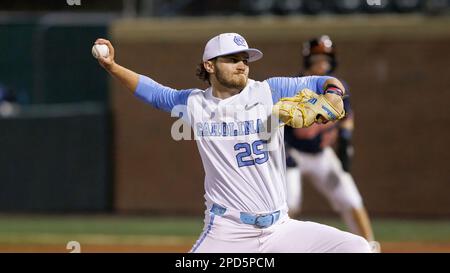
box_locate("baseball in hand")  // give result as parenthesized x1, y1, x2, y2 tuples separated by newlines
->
(92, 44, 109, 59)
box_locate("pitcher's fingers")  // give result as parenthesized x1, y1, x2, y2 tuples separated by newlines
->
(96, 39, 114, 57)
(95, 38, 110, 45)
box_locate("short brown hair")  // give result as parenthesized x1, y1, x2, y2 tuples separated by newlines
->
(196, 61, 210, 84)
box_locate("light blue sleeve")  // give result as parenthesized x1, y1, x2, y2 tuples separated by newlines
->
(266, 76, 334, 103)
(134, 75, 194, 113)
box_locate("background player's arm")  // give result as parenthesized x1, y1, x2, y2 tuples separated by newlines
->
(95, 38, 139, 93)
(337, 111, 354, 172)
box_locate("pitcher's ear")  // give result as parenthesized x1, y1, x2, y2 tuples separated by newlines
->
(204, 61, 214, 73)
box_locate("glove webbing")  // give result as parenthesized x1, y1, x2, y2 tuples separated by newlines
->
(278, 92, 310, 127)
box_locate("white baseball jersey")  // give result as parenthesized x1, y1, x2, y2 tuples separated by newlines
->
(187, 79, 286, 213)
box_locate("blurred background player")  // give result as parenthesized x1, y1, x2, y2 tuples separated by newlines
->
(284, 35, 379, 250)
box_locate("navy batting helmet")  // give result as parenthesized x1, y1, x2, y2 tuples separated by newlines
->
(302, 35, 337, 73)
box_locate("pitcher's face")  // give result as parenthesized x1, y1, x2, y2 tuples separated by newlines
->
(213, 52, 249, 90)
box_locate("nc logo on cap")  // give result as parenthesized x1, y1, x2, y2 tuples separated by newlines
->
(234, 36, 247, 47)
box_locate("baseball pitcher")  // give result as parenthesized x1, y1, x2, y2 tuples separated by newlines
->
(94, 33, 372, 253)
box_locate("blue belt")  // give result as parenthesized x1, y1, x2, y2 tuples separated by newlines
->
(210, 204, 280, 229)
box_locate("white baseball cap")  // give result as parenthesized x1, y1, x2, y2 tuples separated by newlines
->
(202, 33, 263, 62)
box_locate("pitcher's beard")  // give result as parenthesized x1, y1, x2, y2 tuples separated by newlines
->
(216, 70, 247, 90)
